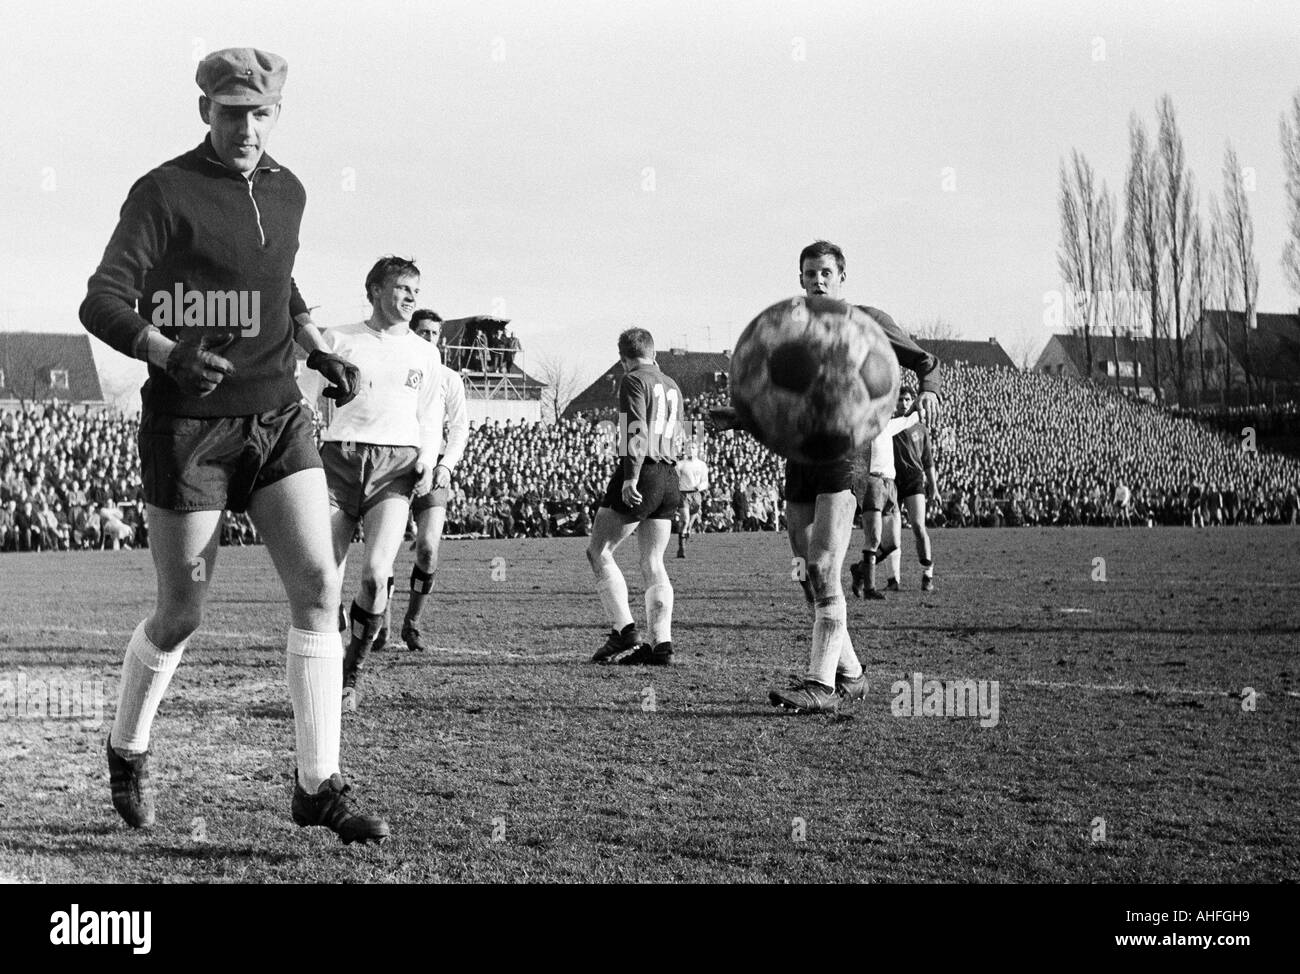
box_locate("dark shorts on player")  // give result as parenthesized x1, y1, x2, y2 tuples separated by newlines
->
(859, 473, 898, 515)
(410, 454, 451, 514)
(679, 489, 702, 514)
(321, 441, 419, 521)
(602, 461, 680, 520)
(785, 458, 855, 504)
(896, 473, 926, 500)
(138, 401, 322, 513)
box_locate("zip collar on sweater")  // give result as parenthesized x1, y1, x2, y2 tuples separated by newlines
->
(196, 137, 280, 246)
(198, 136, 282, 177)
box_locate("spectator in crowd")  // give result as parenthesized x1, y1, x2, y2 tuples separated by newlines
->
(0, 498, 17, 551)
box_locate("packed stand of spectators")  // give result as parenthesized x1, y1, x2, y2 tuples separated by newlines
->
(1, 402, 146, 552)
(933, 365, 1300, 527)
(5, 365, 1299, 555)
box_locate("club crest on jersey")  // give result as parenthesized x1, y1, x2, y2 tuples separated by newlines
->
(405, 369, 423, 390)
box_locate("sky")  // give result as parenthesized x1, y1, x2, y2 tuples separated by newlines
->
(2, 0, 1298, 407)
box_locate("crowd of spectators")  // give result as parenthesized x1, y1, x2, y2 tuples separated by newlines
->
(1, 402, 146, 552)
(3, 365, 1298, 554)
(935, 365, 1300, 528)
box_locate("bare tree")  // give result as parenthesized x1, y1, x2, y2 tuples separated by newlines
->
(1281, 88, 1300, 300)
(1208, 195, 1237, 402)
(1007, 325, 1043, 371)
(1124, 113, 1166, 402)
(910, 316, 962, 343)
(1158, 95, 1195, 404)
(1222, 142, 1260, 405)
(1095, 181, 1124, 391)
(533, 352, 585, 422)
(1057, 149, 1100, 376)
(1189, 208, 1210, 400)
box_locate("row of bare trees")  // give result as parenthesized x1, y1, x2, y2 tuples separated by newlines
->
(1058, 91, 1300, 406)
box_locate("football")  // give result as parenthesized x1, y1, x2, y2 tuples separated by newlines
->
(729, 296, 901, 464)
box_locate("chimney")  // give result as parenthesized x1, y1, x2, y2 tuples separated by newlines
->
(988, 337, 996, 344)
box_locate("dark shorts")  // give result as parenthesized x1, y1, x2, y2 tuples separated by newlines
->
(679, 489, 703, 514)
(138, 401, 322, 513)
(785, 458, 854, 504)
(410, 454, 451, 514)
(896, 473, 926, 500)
(602, 462, 680, 521)
(859, 473, 898, 514)
(321, 441, 419, 521)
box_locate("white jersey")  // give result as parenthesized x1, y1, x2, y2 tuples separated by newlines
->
(676, 457, 709, 492)
(867, 413, 920, 479)
(300, 321, 469, 471)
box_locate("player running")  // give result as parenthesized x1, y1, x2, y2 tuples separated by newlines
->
(674, 440, 709, 558)
(303, 259, 456, 711)
(394, 308, 468, 652)
(849, 389, 922, 600)
(860, 385, 939, 594)
(79, 48, 388, 842)
(587, 328, 682, 666)
(715, 240, 940, 713)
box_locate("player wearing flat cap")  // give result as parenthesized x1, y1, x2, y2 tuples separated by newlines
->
(79, 47, 389, 843)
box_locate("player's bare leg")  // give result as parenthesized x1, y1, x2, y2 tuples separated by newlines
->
(586, 506, 641, 662)
(107, 506, 222, 828)
(403, 504, 447, 651)
(618, 518, 675, 664)
(329, 505, 358, 634)
(339, 496, 409, 710)
(883, 508, 903, 590)
(248, 468, 389, 842)
(785, 500, 815, 604)
(675, 498, 690, 558)
(770, 491, 864, 712)
(904, 494, 934, 590)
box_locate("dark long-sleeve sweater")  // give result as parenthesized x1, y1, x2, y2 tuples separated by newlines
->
(856, 305, 942, 398)
(79, 138, 310, 417)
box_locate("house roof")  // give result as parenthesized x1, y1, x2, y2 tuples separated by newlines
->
(0, 331, 104, 402)
(1036, 333, 1181, 376)
(915, 338, 1015, 370)
(565, 349, 732, 417)
(1199, 310, 1300, 383)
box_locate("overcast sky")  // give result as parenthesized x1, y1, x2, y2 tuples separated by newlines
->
(2, 0, 1298, 406)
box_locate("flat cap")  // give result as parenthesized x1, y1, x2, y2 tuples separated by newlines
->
(196, 48, 287, 106)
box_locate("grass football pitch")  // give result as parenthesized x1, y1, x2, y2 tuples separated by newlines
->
(1, 527, 1297, 883)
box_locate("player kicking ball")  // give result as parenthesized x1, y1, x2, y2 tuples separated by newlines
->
(81, 48, 387, 842)
(391, 308, 468, 652)
(715, 241, 940, 714)
(587, 329, 682, 666)
(305, 258, 450, 712)
(873, 385, 939, 592)
(674, 440, 709, 558)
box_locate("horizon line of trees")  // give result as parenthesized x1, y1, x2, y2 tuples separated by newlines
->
(1058, 89, 1300, 407)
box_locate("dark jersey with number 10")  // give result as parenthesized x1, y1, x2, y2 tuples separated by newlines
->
(618, 362, 682, 483)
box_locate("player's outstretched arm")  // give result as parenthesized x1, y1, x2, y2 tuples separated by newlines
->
(858, 305, 942, 426)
